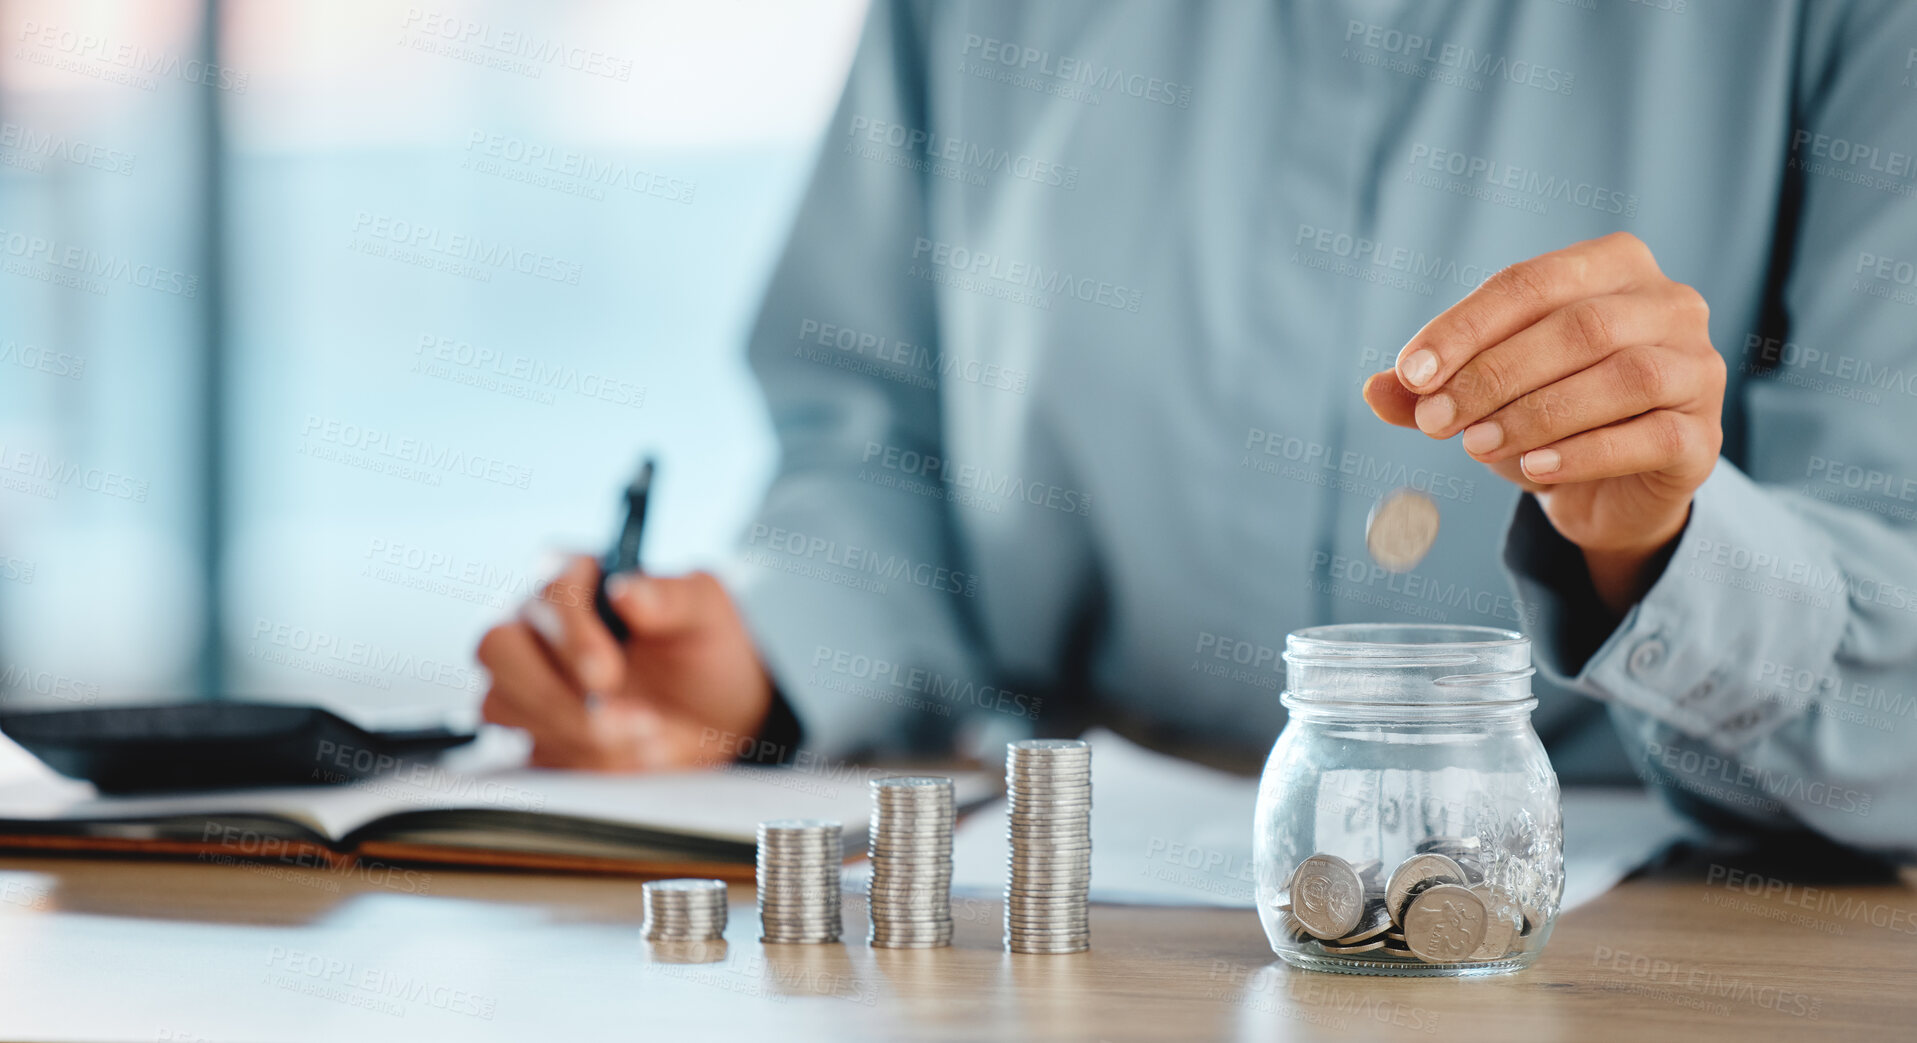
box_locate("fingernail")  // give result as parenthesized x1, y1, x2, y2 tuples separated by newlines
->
(610, 573, 657, 617)
(581, 655, 619, 693)
(1415, 393, 1456, 433)
(1400, 349, 1439, 389)
(1522, 448, 1562, 477)
(1461, 421, 1503, 455)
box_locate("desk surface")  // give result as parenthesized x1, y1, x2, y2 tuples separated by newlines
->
(0, 849, 1909, 1042)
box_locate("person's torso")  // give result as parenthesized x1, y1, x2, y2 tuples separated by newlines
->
(891, 0, 1796, 777)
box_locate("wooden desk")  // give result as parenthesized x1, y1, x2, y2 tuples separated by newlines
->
(0, 848, 1908, 1042)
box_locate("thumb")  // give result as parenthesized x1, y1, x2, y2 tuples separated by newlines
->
(606, 570, 723, 637)
(1362, 369, 1420, 428)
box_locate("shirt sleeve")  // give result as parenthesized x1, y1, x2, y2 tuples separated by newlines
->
(716, 0, 984, 760)
(1503, 0, 1917, 861)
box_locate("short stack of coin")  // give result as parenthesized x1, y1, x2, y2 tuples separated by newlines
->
(867, 776, 955, 948)
(643, 878, 729, 942)
(757, 819, 843, 944)
(1004, 739, 1092, 954)
(1282, 841, 1535, 964)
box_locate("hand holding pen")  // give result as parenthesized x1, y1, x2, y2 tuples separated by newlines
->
(476, 457, 776, 771)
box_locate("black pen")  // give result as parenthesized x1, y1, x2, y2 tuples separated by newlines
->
(594, 457, 655, 644)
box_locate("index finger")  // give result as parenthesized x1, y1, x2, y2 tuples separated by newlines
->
(523, 554, 624, 695)
(1395, 231, 1659, 394)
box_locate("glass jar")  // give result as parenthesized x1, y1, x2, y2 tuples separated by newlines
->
(1253, 624, 1562, 977)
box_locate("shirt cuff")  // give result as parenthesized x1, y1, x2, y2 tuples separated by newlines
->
(1503, 461, 1850, 751)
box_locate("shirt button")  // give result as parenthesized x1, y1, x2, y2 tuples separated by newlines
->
(1678, 678, 1715, 706)
(1628, 638, 1667, 678)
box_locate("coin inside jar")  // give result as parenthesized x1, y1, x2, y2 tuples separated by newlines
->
(1468, 885, 1521, 961)
(1385, 852, 1466, 926)
(1402, 883, 1488, 964)
(1288, 854, 1365, 940)
(1365, 487, 1440, 572)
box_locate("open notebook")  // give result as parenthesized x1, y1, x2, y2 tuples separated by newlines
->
(0, 729, 996, 878)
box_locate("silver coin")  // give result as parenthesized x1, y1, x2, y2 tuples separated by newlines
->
(1289, 854, 1365, 940)
(1365, 487, 1441, 573)
(1403, 883, 1488, 964)
(1385, 853, 1465, 925)
(1331, 900, 1392, 944)
(1320, 938, 1388, 955)
(644, 878, 727, 894)
(1468, 885, 1521, 961)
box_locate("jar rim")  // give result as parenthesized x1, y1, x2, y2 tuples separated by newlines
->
(1286, 624, 1525, 655)
(1282, 624, 1534, 708)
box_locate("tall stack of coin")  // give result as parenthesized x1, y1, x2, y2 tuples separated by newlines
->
(642, 878, 729, 942)
(756, 819, 843, 944)
(1004, 738, 1092, 954)
(866, 776, 955, 948)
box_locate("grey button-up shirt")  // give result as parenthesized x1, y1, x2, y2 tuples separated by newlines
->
(722, 0, 1917, 859)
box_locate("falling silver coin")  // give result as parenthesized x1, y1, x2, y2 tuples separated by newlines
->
(1365, 487, 1440, 573)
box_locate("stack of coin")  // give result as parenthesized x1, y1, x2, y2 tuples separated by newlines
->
(1004, 739, 1092, 954)
(642, 878, 729, 942)
(1284, 842, 1534, 964)
(867, 776, 955, 948)
(757, 819, 843, 944)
